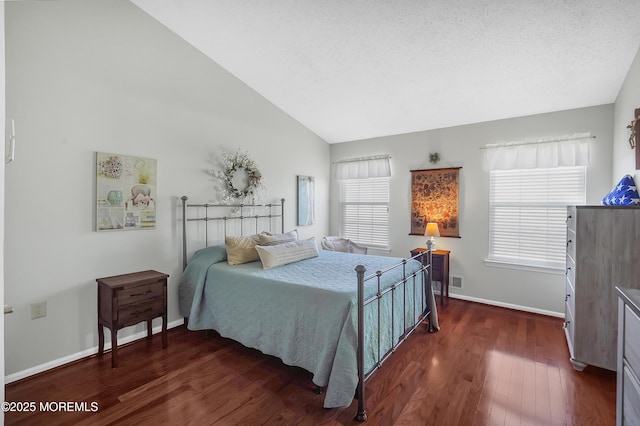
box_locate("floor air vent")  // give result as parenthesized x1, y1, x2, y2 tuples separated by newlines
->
(451, 276, 462, 289)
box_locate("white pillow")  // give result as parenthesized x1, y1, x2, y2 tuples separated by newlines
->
(255, 237, 318, 269)
(225, 234, 260, 265)
(258, 229, 298, 246)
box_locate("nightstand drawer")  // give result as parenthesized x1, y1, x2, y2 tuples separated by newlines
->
(431, 266, 443, 281)
(432, 252, 448, 282)
(118, 282, 164, 306)
(118, 298, 164, 327)
(431, 256, 444, 270)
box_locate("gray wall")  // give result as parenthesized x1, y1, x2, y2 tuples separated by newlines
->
(4, 0, 329, 378)
(5, 0, 638, 382)
(613, 45, 640, 181)
(330, 105, 614, 315)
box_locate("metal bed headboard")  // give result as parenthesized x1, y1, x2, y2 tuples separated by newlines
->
(180, 196, 285, 270)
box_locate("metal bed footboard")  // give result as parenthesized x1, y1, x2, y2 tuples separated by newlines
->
(354, 240, 434, 422)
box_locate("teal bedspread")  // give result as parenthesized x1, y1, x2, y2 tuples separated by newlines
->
(179, 245, 439, 408)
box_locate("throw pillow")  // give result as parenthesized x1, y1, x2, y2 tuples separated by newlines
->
(255, 237, 318, 269)
(602, 175, 640, 206)
(258, 229, 299, 246)
(225, 234, 260, 265)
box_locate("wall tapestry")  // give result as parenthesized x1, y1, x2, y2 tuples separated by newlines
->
(410, 167, 461, 238)
(96, 152, 157, 231)
(297, 175, 315, 226)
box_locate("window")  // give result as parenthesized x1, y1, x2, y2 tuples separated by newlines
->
(488, 166, 586, 271)
(339, 177, 389, 248)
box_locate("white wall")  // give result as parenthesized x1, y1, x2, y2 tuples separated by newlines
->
(613, 44, 640, 181)
(4, 0, 329, 378)
(330, 105, 614, 315)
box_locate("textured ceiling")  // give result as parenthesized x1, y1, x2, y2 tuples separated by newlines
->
(131, 0, 640, 143)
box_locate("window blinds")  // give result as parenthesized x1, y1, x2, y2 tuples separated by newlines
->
(339, 177, 389, 247)
(488, 166, 586, 269)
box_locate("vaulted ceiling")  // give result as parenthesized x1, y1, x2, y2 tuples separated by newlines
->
(131, 0, 640, 143)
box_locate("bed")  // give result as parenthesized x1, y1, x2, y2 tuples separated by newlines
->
(178, 197, 439, 420)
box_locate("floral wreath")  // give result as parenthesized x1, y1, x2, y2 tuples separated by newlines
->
(208, 149, 263, 200)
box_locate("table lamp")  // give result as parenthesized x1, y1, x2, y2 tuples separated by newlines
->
(425, 222, 440, 250)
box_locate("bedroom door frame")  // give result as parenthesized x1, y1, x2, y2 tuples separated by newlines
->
(2, 4, 8, 423)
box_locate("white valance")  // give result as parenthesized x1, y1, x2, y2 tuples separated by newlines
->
(484, 133, 592, 171)
(335, 155, 391, 180)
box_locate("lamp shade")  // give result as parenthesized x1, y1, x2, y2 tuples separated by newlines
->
(425, 222, 440, 237)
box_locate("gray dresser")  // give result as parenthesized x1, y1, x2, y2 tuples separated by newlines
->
(616, 287, 640, 426)
(565, 206, 640, 371)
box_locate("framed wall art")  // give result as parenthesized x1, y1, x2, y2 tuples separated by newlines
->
(410, 167, 461, 238)
(96, 152, 157, 231)
(297, 175, 315, 226)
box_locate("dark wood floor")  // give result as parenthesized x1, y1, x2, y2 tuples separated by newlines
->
(5, 298, 616, 425)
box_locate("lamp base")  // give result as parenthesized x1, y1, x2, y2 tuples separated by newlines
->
(427, 237, 436, 251)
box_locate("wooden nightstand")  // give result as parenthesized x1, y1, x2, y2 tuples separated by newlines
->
(97, 270, 169, 368)
(410, 248, 450, 306)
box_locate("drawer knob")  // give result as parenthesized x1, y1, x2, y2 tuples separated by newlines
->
(566, 240, 572, 248)
(566, 215, 572, 223)
(565, 294, 571, 301)
(564, 320, 571, 328)
(566, 267, 571, 275)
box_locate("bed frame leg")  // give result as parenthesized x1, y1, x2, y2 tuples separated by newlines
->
(355, 265, 367, 422)
(355, 381, 367, 421)
(314, 386, 323, 395)
(356, 413, 367, 422)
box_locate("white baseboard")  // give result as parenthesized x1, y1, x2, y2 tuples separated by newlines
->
(4, 319, 184, 384)
(445, 293, 564, 318)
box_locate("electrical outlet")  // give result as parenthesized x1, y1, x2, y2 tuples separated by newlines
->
(31, 301, 46, 319)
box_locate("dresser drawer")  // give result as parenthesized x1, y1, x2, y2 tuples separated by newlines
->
(624, 305, 640, 376)
(566, 207, 576, 232)
(565, 301, 575, 348)
(565, 278, 575, 319)
(118, 298, 164, 327)
(566, 231, 576, 263)
(566, 254, 575, 286)
(623, 365, 640, 425)
(118, 282, 164, 306)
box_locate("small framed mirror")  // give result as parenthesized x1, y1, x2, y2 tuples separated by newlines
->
(297, 175, 315, 226)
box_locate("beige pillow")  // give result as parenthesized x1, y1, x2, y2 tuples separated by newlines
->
(225, 234, 260, 265)
(255, 237, 318, 269)
(258, 229, 298, 246)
